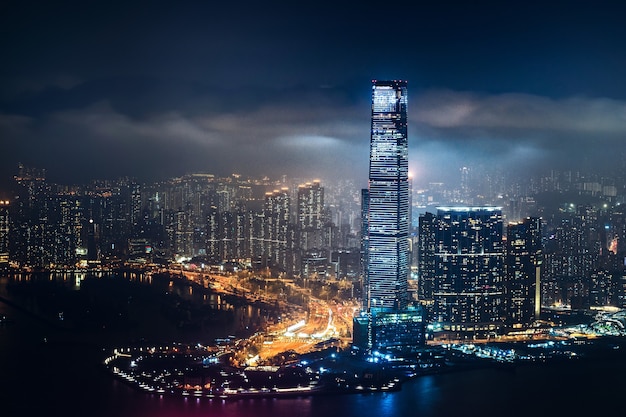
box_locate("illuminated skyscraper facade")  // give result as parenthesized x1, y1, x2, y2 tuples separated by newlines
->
(297, 180, 324, 252)
(418, 207, 506, 335)
(360, 188, 369, 292)
(0, 200, 9, 267)
(366, 80, 409, 312)
(264, 188, 290, 270)
(297, 181, 324, 231)
(354, 80, 425, 353)
(506, 217, 543, 327)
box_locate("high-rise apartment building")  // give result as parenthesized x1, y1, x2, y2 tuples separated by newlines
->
(418, 207, 506, 336)
(12, 164, 51, 267)
(506, 217, 542, 327)
(264, 188, 290, 270)
(366, 80, 409, 312)
(0, 200, 9, 267)
(206, 206, 220, 262)
(297, 181, 324, 230)
(233, 202, 250, 260)
(297, 180, 324, 251)
(130, 181, 142, 233)
(542, 205, 601, 308)
(52, 196, 85, 265)
(172, 210, 192, 258)
(360, 188, 369, 294)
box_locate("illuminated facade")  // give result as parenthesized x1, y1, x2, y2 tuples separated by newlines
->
(53, 196, 85, 266)
(506, 217, 542, 327)
(297, 180, 324, 254)
(0, 200, 9, 266)
(11, 164, 48, 267)
(354, 80, 423, 352)
(353, 308, 424, 351)
(360, 188, 369, 289)
(542, 206, 600, 308)
(297, 181, 324, 231)
(264, 188, 290, 270)
(366, 80, 409, 312)
(419, 207, 506, 335)
(206, 206, 220, 262)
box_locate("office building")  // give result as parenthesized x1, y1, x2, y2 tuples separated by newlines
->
(366, 80, 409, 312)
(353, 308, 424, 351)
(354, 80, 424, 352)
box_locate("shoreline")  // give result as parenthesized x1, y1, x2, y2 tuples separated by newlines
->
(101, 333, 626, 402)
(4, 269, 626, 404)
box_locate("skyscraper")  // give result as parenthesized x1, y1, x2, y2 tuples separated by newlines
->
(354, 80, 423, 352)
(297, 181, 324, 230)
(418, 207, 506, 336)
(264, 188, 290, 270)
(366, 80, 409, 312)
(506, 217, 542, 327)
(360, 188, 369, 297)
(0, 200, 9, 267)
(297, 180, 324, 251)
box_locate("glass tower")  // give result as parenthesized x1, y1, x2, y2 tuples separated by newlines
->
(366, 80, 409, 313)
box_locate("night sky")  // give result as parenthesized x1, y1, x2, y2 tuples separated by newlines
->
(2, 0, 625, 189)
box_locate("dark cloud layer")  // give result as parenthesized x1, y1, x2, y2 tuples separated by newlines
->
(1, 1, 625, 188)
(2, 84, 625, 188)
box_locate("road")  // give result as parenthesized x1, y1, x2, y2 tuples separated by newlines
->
(171, 267, 358, 364)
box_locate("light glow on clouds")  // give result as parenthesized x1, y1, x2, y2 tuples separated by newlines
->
(2, 88, 626, 186)
(414, 90, 626, 133)
(277, 135, 342, 148)
(50, 102, 217, 145)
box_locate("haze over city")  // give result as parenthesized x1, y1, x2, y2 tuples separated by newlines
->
(2, 1, 626, 190)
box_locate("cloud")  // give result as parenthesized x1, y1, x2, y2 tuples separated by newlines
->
(2, 85, 625, 189)
(405, 90, 626, 184)
(276, 135, 341, 148)
(0, 95, 369, 186)
(414, 90, 626, 134)
(0, 113, 32, 134)
(0, 75, 83, 101)
(49, 102, 217, 146)
(196, 101, 365, 146)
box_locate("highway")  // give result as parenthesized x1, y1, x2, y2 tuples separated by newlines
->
(170, 267, 359, 364)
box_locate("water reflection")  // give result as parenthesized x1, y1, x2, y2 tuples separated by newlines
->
(4, 270, 243, 310)
(2, 282, 626, 417)
(0, 270, 275, 344)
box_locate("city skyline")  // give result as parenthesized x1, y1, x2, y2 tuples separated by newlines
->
(3, 1, 626, 407)
(2, 1, 626, 190)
